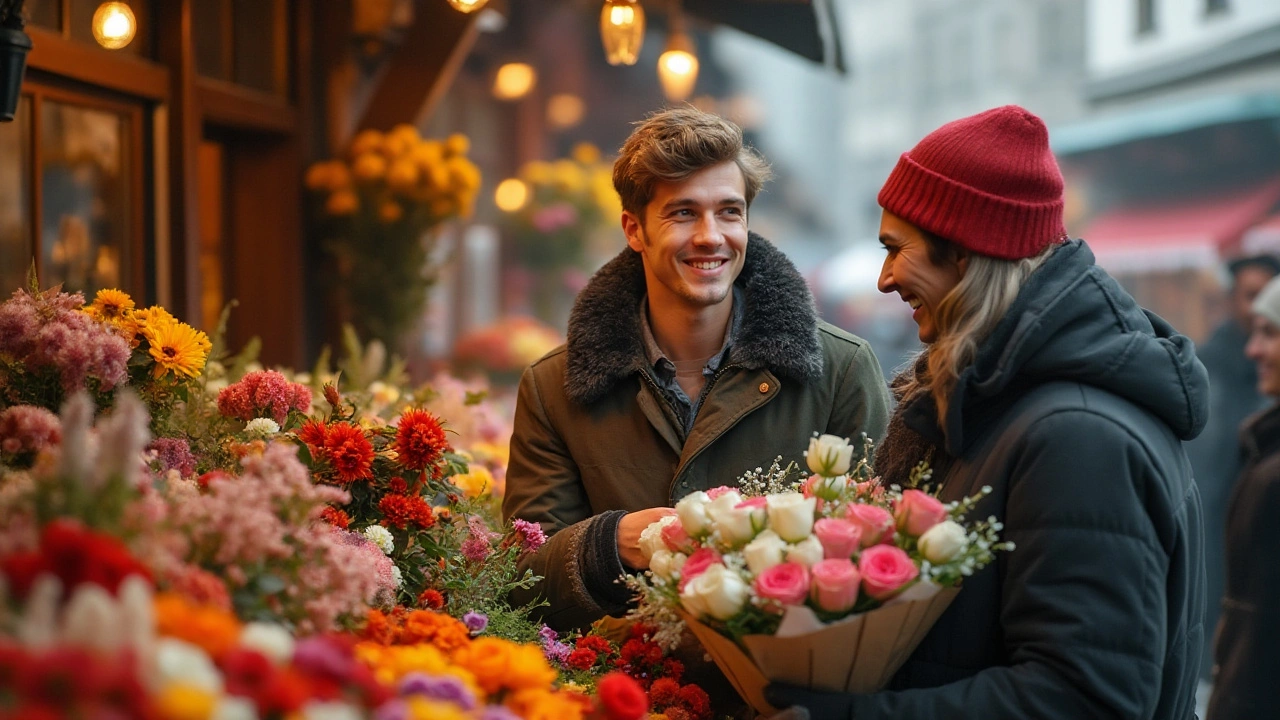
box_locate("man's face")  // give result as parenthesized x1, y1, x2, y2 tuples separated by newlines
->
(1245, 314, 1280, 398)
(1232, 266, 1276, 329)
(622, 161, 749, 313)
(877, 210, 966, 344)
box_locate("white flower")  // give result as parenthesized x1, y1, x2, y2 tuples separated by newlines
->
(649, 549, 687, 580)
(302, 701, 364, 720)
(240, 622, 295, 664)
(369, 381, 400, 408)
(706, 491, 761, 545)
(743, 529, 787, 574)
(680, 563, 748, 620)
(766, 492, 817, 542)
(205, 379, 228, 394)
(244, 417, 281, 439)
(806, 434, 854, 476)
(785, 535, 825, 567)
(675, 491, 712, 536)
(390, 565, 403, 588)
(639, 515, 678, 561)
(156, 638, 223, 693)
(362, 525, 395, 555)
(918, 520, 969, 564)
(212, 696, 259, 720)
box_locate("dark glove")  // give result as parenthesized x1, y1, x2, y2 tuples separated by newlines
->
(764, 682, 857, 720)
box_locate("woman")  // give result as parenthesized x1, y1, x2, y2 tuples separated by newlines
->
(1207, 275, 1280, 719)
(766, 106, 1208, 719)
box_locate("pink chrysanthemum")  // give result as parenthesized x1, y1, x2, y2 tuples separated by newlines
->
(0, 405, 61, 456)
(149, 437, 197, 476)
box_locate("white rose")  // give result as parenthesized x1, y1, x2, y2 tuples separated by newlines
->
(767, 492, 817, 542)
(639, 515, 678, 561)
(743, 529, 787, 574)
(806, 434, 854, 476)
(682, 563, 748, 620)
(918, 520, 969, 564)
(156, 638, 223, 693)
(362, 525, 395, 555)
(676, 491, 713, 536)
(706, 492, 763, 545)
(240, 622, 295, 664)
(785, 535, 825, 567)
(212, 697, 259, 720)
(302, 701, 364, 720)
(650, 550, 687, 580)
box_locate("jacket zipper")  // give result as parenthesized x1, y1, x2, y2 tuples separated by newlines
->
(670, 363, 775, 495)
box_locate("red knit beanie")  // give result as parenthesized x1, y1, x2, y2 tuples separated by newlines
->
(877, 105, 1067, 260)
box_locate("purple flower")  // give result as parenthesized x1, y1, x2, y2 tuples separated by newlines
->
(149, 437, 197, 476)
(512, 518, 546, 552)
(544, 640, 572, 664)
(373, 699, 409, 720)
(399, 673, 477, 710)
(537, 625, 558, 644)
(462, 611, 488, 635)
(530, 202, 578, 233)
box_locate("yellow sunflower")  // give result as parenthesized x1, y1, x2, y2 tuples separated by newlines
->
(144, 317, 212, 379)
(85, 288, 135, 321)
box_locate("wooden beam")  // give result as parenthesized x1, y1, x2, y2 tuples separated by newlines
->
(26, 26, 170, 101)
(355, 3, 480, 132)
(197, 77, 299, 134)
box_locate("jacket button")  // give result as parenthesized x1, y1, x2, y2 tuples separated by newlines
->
(759, 382, 770, 393)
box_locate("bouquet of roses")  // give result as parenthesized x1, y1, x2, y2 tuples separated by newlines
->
(625, 434, 1011, 714)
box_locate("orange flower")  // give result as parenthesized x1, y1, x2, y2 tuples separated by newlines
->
(451, 637, 511, 695)
(154, 593, 242, 659)
(503, 642, 558, 692)
(298, 419, 329, 448)
(393, 408, 449, 472)
(507, 687, 587, 720)
(323, 422, 374, 482)
(401, 610, 470, 652)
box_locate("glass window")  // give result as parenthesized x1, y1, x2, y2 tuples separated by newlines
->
(0, 97, 31, 293)
(39, 100, 131, 294)
(1206, 0, 1229, 15)
(195, 0, 231, 80)
(26, 0, 61, 30)
(1137, 0, 1156, 35)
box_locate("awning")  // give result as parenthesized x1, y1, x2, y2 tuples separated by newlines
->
(1081, 179, 1280, 273)
(1052, 93, 1280, 156)
(1243, 213, 1280, 255)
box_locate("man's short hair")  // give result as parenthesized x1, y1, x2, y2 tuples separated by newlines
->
(612, 106, 772, 218)
(1227, 254, 1280, 281)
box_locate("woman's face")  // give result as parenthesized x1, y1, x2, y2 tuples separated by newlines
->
(1245, 314, 1280, 398)
(877, 210, 967, 343)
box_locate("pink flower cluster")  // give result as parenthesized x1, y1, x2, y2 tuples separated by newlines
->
(753, 546, 920, 614)
(216, 370, 313, 423)
(510, 518, 546, 553)
(0, 405, 61, 457)
(461, 515, 500, 563)
(0, 288, 129, 392)
(148, 437, 197, 476)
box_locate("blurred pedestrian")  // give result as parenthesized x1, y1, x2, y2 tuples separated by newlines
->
(766, 105, 1208, 719)
(1206, 275, 1280, 719)
(1187, 254, 1280, 680)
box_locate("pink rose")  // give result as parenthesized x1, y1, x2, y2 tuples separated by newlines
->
(810, 558, 861, 613)
(754, 562, 810, 606)
(706, 486, 736, 500)
(661, 519, 695, 554)
(859, 544, 919, 601)
(735, 496, 768, 510)
(894, 489, 948, 537)
(813, 518, 862, 560)
(845, 504, 895, 547)
(678, 547, 723, 591)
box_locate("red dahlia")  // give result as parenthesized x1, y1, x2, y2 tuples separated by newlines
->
(323, 423, 374, 483)
(393, 409, 449, 472)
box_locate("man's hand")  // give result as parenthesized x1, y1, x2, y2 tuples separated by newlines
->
(617, 507, 677, 570)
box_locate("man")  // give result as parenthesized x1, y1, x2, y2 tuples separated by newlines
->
(1185, 254, 1280, 679)
(503, 107, 891, 631)
(1208, 275, 1280, 719)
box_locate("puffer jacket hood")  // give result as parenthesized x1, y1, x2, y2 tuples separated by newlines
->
(931, 239, 1209, 454)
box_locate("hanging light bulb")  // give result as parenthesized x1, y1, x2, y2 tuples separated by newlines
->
(445, 0, 489, 13)
(658, 29, 698, 102)
(600, 0, 645, 66)
(92, 2, 137, 50)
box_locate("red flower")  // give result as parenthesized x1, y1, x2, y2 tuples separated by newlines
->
(196, 470, 232, 490)
(298, 419, 328, 449)
(393, 409, 449, 472)
(320, 506, 350, 530)
(577, 635, 613, 656)
(219, 648, 275, 699)
(565, 648, 598, 671)
(377, 494, 435, 530)
(661, 658, 685, 683)
(676, 683, 712, 720)
(648, 677, 681, 707)
(387, 476, 408, 494)
(1, 520, 151, 602)
(596, 672, 649, 720)
(323, 423, 374, 483)
(417, 589, 445, 610)
(256, 666, 311, 715)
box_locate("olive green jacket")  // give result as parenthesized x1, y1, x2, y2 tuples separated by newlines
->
(502, 234, 891, 630)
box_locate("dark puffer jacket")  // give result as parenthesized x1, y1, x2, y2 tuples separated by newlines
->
(854, 240, 1208, 718)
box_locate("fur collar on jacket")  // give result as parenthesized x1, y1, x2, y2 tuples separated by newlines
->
(564, 233, 823, 405)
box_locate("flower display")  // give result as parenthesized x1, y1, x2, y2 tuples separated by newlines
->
(625, 434, 1012, 713)
(306, 125, 482, 349)
(452, 316, 563, 382)
(216, 369, 313, 424)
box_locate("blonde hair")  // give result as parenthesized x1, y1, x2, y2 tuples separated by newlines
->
(612, 106, 772, 217)
(898, 235, 1056, 425)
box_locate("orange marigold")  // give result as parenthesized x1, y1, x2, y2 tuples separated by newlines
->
(417, 589, 445, 610)
(393, 408, 449, 471)
(298, 419, 329, 448)
(451, 637, 512, 695)
(400, 610, 470, 652)
(154, 592, 242, 659)
(323, 422, 374, 482)
(320, 506, 351, 529)
(379, 494, 435, 529)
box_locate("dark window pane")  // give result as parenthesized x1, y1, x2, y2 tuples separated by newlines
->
(40, 100, 131, 295)
(195, 0, 230, 80)
(25, 0, 61, 30)
(1137, 0, 1156, 34)
(233, 0, 282, 94)
(70, 0, 148, 55)
(0, 96, 31, 293)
